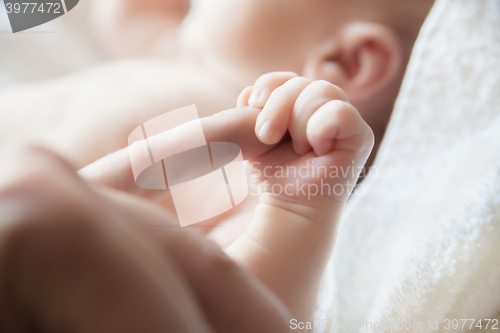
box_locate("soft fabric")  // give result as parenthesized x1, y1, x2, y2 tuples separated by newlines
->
(315, 0, 500, 331)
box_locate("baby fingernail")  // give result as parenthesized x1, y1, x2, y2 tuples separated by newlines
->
(257, 121, 278, 143)
(248, 87, 263, 106)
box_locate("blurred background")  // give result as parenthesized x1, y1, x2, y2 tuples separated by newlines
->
(0, 0, 104, 88)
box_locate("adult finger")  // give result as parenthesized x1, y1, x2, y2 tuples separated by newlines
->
(79, 106, 278, 195)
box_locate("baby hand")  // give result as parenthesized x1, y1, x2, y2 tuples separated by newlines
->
(227, 72, 374, 323)
(78, 71, 373, 325)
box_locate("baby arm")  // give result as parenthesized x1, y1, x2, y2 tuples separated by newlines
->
(227, 72, 375, 323)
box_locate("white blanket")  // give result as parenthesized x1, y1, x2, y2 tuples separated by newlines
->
(315, 0, 500, 332)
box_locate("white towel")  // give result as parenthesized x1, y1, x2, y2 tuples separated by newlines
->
(315, 0, 500, 332)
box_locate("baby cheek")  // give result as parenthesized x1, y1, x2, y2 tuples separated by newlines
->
(183, 0, 308, 76)
(221, 22, 305, 75)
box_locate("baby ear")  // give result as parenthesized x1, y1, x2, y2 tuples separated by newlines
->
(303, 21, 403, 106)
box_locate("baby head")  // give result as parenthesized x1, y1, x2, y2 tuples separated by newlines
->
(180, 0, 433, 140)
(95, 0, 433, 158)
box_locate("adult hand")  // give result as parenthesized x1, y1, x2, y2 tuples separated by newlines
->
(78, 106, 271, 198)
(0, 145, 291, 333)
(78, 106, 268, 237)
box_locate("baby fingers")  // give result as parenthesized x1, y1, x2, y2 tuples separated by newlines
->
(307, 100, 374, 157)
(244, 72, 372, 160)
(254, 77, 312, 144)
(247, 71, 298, 108)
(290, 80, 349, 155)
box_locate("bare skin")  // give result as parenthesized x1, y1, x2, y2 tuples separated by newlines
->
(79, 73, 374, 323)
(0, 0, 431, 244)
(0, 145, 291, 333)
(0, 0, 432, 169)
(0, 73, 372, 330)
(0, 0, 432, 328)
(0, 60, 236, 167)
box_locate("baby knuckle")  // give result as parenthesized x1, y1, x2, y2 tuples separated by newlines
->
(310, 79, 335, 93)
(282, 77, 312, 92)
(264, 71, 298, 80)
(256, 71, 297, 85)
(315, 80, 348, 100)
(266, 90, 288, 108)
(267, 77, 309, 104)
(327, 99, 351, 113)
(342, 101, 359, 117)
(286, 76, 310, 85)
